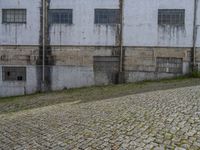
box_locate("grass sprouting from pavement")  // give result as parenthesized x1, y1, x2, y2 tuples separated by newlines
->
(0, 76, 199, 114)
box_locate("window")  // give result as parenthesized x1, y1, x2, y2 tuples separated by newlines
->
(95, 9, 120, 24)
(156, 57, 183, 73)
(2, 67, 26, 81)
(49, 9, 73, 24)
(158, 9, 185, 26)
(2, 9, 26, 23)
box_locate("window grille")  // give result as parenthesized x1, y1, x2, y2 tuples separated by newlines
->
(95, 9, 120, 24)
(156, 57, 183, 73)
(158, 9, 185, 26)
(49, 9, 73, 24)
(2, 9, 26, 23)
(2, 67, 26, 81)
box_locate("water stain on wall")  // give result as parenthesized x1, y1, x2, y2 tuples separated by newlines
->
(158, 25, 186, 46)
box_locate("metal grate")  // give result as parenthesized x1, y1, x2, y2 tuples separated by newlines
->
(93, 56, 119, 84)
(2, 9, 26, 23)
(158, 9, 185, 26)
(49, 9, 73, 24)
(2, 67, 26, 81)
(156, 57, 183, 73)
(95, 9, 120, 24)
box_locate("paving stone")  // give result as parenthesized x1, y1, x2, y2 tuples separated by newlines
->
(0, 86, 200, 149)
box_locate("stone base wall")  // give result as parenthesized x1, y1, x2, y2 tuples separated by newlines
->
(124, 47, 191, 82)
(0, 46, 39, 65)
(0, 65, 39, 97)
(0, 45, 199, 97)
(196, 48, 200, 70)
(0, 46, 40, 97)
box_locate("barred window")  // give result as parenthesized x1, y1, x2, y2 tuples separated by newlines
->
(156, 57, 183, 73)
(2, 67, 26, 81)
(49, 9, 73, 24)
(95, 9, 120, 24)
(158, 9, 185, 26)
(2, 9, 26, 23)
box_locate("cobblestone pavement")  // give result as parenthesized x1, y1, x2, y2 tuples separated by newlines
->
(0, 86, 200, 150)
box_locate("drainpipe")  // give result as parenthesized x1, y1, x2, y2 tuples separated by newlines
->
(42, 0, 46, 89)
(119, 0, 124, 83)
(192, 0, 198, 71)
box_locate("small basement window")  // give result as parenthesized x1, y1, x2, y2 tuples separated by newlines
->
(2, 67, 26, 81)
(95, 9, 120, 24)
(49, 9, 73, 24)
(156, 57, 183, 73)
(158, 9, 185, 26)
(2, 9, 27, 23)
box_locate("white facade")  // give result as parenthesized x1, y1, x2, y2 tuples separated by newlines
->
(49, 0, 119, 46)
(0, 0, 200, 97)
(124, 0, 195, 47)
(0, 0, 199, 47)
(0, 0, 41, 45)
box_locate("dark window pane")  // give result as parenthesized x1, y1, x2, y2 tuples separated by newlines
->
(158, 9, 185, 26)
(49, 9, 73, 24)
(2, 67, 26, 81)
(95, 9, 120, 24)
(2, 9, 26, 23)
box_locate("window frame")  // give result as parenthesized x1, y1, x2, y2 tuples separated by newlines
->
(158, 9, 185, 26)
(94, 9, 120, 25)
(2, 67, 27, 82)
(2, 9, 27, 24)
(48, 9, 73, 25)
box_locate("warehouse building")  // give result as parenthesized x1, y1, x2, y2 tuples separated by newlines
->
(0, 0, 200, 97)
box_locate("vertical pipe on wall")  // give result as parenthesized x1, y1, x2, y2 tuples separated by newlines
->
(119, 0, 124, 72)
(119, 0, 124, 83)
(42, 0, 46, 87)
(192, 0, 198, 71)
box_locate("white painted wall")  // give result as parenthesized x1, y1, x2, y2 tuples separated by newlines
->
(0, 0, 199, 47)
(51, 66, 94, 90)
(0, 0, 41, 45)
(49, 0, 119, 46)
(124, 0, 194, 47)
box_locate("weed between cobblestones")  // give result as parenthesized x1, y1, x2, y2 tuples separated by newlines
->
(0, 77, 200, 115)
(0, 78, 200, 149)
